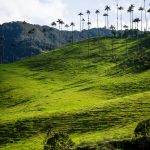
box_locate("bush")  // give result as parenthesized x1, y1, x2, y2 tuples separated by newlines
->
(134, 119, 150, 137)
(44, 131, 74, 150)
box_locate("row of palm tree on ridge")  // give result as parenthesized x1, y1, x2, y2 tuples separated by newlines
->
(51, 2, 150, 41)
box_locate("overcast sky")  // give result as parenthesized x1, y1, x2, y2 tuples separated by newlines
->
(0, 0, 149, 30)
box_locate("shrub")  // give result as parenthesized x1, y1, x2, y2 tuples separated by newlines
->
(44, 131, 74, 150)
(134, 119, 150, 137)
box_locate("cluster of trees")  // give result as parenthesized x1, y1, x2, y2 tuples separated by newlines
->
(49, 0, 150, 56)
(51, 1, 150, 35)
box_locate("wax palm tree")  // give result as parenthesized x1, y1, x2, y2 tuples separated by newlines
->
(87, 21, 91, 57)
(118, 6, 124, 31)
(86, 10, 91, 26)
(127, 6, 133, 30)
(144, 0, 148, 32)
(147, 9, 150, 31)
(133, 18, 140, 51)
(116, 0, 119, 31)
(78, 12, 84, 31)
(51, 22, 57, 28)
(103, 13, 108, 38)
(82, 18, 85, 30)
(60, 20, 64, 46)
(86, 10, 91, 56)
(133, 18, 140, 30)
(95, 10, 100, 28)
(130, 4, 135, 30)
(103, 13, 108, 28)
(60, 20, 64, 31)
(105, 5, 111, 28)
(65, 24, 69, 31)
(65, 24, 69, 43)
(56, 19, 62, 47)
(139, 7, 144, 32)
(123, 25, 129, 54)
(110, 25, 116, 51)
(51, 22, 57, 47)
(70, 22, 75, 44)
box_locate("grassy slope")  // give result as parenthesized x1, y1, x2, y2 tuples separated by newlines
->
(0, 35, 150, 149)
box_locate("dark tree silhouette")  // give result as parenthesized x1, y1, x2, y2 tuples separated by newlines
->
(65, 24, 69, 43)
(116, 0, 119, 31)
(123, 25, 129, 54)
(70, 22, 75, 44)
(78, 12, 84, 32)
(87, 21, 91, 57)
(103, 13, 108, 38)
(51, 22, 57, 46)
(82, 18, 85, 30)
(127, 6, 133, 30)
(95, 10, 100, 28)
(138, 7, 144, 32)
(51, 22, 56, 28)
(144, 0, 148, 32)
(133, 18, 140, 51)
(118, 6, 124, 31)
(147, 8, 150, 30)
(57, 19, 62, 47)
(130, 4, 135, 30)
(105, 5, 111, 29)
(110, 25, 116, 52)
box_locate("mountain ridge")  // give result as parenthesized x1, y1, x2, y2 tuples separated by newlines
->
(0, 21, 112, 63)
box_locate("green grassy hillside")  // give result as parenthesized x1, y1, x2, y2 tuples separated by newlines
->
(0, 35, 150, 150)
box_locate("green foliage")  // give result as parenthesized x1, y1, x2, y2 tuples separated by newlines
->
(44, 131, 74, 150)
(0, 35, 150, 150)
(134, 119, 150, 137)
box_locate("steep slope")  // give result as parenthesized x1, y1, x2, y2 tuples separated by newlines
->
(0, 35, 150, 150)
(0, 21, 111, 63)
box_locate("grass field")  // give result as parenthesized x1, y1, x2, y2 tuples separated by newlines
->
(0, 35, 150, 149)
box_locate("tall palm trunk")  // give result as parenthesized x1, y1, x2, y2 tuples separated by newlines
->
(107, 10, 109, 28)
(144, 0, 148, 32)
(120, 11, 122, 31)
(140, 13, 142, 34)
(117, 0, 119, 31)
(97, 14, 99, 29)
(130, 12, 132, 30)
(58, 23, 61, 47)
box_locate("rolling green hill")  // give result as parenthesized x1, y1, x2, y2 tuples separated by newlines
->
(0, 35, 150, 150)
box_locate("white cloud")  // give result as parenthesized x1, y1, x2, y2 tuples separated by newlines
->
(0, 0, 66, 25)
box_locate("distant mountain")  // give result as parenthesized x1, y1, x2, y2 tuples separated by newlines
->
(0, 21, 112, 63)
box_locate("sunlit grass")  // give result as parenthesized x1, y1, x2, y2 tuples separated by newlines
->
(0, 36, 150, 149)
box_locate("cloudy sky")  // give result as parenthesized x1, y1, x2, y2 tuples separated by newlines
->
(0, 0, 149, 30)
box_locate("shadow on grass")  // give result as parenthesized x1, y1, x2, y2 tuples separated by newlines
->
(0, 101, 149, 145)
